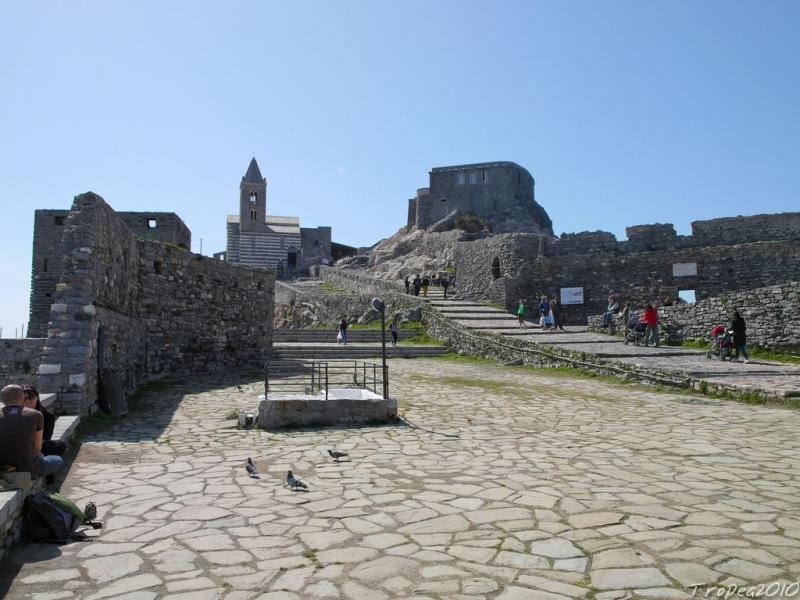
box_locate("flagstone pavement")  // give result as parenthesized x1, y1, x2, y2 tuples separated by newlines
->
(3, 357, 800, 600)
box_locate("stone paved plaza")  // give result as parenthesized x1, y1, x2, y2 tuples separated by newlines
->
(3, 357, 800, 600)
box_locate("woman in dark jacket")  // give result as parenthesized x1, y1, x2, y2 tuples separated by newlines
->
(22, 385, 67, 456)
(731, 310, 749, 363)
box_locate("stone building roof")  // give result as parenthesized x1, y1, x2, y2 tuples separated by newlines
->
(242, 157, 265, 183)
(227, 214, 300, 235)
(430, 161, 533, 181)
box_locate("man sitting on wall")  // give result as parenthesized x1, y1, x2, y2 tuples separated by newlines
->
(602, 295, 621, 327)
(0, 384, 64, 482)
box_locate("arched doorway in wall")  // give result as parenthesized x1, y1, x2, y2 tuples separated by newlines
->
(491, 256, 501, 279)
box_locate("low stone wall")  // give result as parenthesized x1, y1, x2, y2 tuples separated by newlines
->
(273, 268, 425, 328)
(587, 282, 800, 353)
(0, 339, 43, 388)
(422, 306, 789, 401)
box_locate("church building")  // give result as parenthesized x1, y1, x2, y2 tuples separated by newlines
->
(224, 158, 331, 273)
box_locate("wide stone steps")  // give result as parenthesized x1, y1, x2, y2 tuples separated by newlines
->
(274, 329, 388, 343)
(270, 345, 447, 360)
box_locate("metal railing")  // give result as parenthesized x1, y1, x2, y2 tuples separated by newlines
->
(264, 359, 389, 399)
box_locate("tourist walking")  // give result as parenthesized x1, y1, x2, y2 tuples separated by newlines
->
(338, 316, 349, 345)
(551, 295, 565, 331)
(731, 309, 749, 363)
(412, 275, 421, 297)
(517, 299, 527, 329)
(389, 320, 399, 347)
(441, 276, 450, 299)
(421, 275, 430, 297)
(640, 303, 659, 347)
(538, 296, 551, 330)
(602, 295, 620, 328)
(404, 276, 410, 295)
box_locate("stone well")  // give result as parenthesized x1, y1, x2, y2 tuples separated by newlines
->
(257, 389, 398, 429)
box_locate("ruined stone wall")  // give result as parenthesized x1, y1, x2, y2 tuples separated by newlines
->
(0, 339, 43, 388)
(28, 210, 70, 338)
(118, 212, 191, 249)
(300, 226, 331, 266)
(657, 282, 800, 352)
(36, 193, 274, 416)
(453, 234, 543, 305)
(453, 212, 800, 323)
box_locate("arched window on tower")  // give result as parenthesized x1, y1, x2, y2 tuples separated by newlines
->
(249, 192, 258, 204)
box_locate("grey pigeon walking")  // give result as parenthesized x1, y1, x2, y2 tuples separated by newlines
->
(328, 449, 349, 462)
(287, 470, 308, 491)
(245, 457, 259, 478)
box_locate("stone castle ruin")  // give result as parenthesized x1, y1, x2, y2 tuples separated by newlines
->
(3, 193, 275, 417)
(347, 160, 800, 324)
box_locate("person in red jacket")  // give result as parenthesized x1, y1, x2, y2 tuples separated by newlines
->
(640, 303, 660, 347)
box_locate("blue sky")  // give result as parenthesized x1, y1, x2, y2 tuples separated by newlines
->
(1, 1, 799, 337)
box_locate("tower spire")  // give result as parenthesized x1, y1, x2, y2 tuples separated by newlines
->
(243, 157, 264, 183)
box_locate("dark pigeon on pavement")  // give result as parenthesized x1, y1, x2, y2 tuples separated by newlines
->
(287, 470, 308, 491)
(328, 449, 349, 462)
(245, 457, 259, 478)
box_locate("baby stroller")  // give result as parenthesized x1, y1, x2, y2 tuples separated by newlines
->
(707, 325, 734, 360)
(623, 316, 646, 345)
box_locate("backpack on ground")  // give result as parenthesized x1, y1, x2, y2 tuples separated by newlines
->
(24, 491, 85, 543)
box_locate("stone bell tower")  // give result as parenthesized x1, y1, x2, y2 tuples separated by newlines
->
(240, 157, 267, 233)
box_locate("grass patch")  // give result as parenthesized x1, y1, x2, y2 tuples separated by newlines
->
(431, 353, 499, 366)
(225, 410, 239, 420)
(318, 282, 346, 294)
(398, 331, 444, 346)
(435, 376, 521, 395)
(682, 341, 800, 365)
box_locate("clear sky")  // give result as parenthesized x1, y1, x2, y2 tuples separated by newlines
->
(1, 1, 799, 338)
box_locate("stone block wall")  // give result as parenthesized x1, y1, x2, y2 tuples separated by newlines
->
(657, 282, 800, 352)
(0, 339, 44, 388)
(27, 210, 70, 338)
(36, 193, 274, 416)
(118, 212, 191, 249)
(452, 212, 800, 323)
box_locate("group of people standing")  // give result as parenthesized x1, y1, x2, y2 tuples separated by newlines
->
(516, 295, 565, 331)
(603, 294, 752, 360)
(404, 273, 451, 298)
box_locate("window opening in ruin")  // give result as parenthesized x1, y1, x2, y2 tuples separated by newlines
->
(288, 251, 297, 268)
(469, 172, 478, 185)
(458, 172, 466, 185)
(43, 259, 48, 272)
(491, 256, 501, 279)
(678, 290, 696, 304)
(517, 172, 521, 184)
(249, 191, 257, 204)
(154, 261, 162, 274)
(148, 219, 157, 229)
(54, 216, 66, 226)
(482, 171, 488, 183)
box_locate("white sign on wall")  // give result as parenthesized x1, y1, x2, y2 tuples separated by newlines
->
(672, 262, 698, 277)
(560, 287, 584, 305)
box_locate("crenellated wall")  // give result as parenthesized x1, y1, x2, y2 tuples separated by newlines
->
(35, 193, 274, 416)
(453, 212, 800, 323)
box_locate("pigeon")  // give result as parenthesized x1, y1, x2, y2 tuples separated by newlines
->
(287, 470, 308, 491)
(328, 449, 349, 462)
(245, 457, 259, 478)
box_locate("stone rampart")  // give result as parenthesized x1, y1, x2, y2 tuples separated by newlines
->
(36, 193, 274, 415)
(452, 212, 800, 323)
(0, 339, 44, 388)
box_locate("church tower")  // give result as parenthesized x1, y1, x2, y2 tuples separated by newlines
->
(240, 157, 267, 233)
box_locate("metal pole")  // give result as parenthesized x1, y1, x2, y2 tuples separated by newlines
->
(264, 361, 269, 397)
(311, 360, 315, 392)
(381, 308, 388, 399)
(325, 363, 329, 400)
